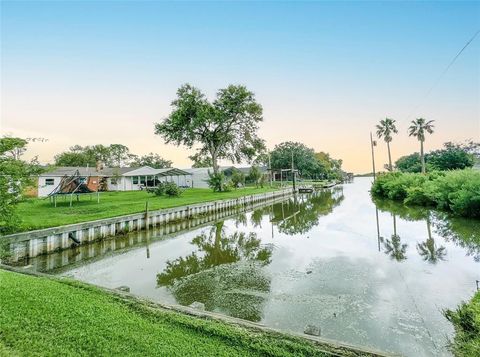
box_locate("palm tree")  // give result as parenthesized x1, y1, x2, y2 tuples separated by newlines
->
(408, 118, 435, 174)
(376, 118, 398, 171)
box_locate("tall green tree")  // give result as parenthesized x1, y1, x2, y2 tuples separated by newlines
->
(188, 151, 213, 168)
(54, 144, 135, 167)
(155, 84, 265, 174)
(0, 137, 42, 234)
(130, 153, 172, 168)
(270, 142, 320, 179)
(108, 144, 133, 167)
(408, 118, 435, 174)
(376, 118, 398, 171)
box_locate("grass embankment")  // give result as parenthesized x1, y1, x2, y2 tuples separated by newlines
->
(445, 291, 480, 357)
(0, 269, 364, 357)
(371, 170, 480, 218)
(14, 187, 278, 232)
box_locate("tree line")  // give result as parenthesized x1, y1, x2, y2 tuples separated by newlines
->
(54, 144, 172, 169)
(376, 118, 478, 174)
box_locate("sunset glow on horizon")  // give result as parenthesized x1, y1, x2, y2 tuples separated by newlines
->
(1, 1, 479, 173)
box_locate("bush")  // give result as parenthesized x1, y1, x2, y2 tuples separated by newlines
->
(247, 166, 262, 187)
(153, 182, 166, 196)
(164, 182, 182, 197)
(230, 169, 245, 189)
(207, 172, 231, 192)
(371, 169, 480, 218)
(444, 291, 480, 357)
(395, 146, 475, 173)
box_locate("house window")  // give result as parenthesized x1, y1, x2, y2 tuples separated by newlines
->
(140, 176, 146, 185)
(45, 178, 54, 186)
(111, 178, 118, 185)
(132, 176, 139, 184)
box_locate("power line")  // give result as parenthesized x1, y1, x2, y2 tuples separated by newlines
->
(406, 29, 480, 120)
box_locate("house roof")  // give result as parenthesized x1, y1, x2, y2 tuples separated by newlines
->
(122, 167, 191, 176)
(40, 166, 191, 177)
(40, 166, 137, 177)
(183, 166, 266, 175)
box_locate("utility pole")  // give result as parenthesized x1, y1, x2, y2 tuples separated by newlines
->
(268, 152, 272, 187)
(291, 150, 296, 192)
(370, 132, 377, 180)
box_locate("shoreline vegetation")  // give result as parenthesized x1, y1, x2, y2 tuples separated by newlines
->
(12, 187, 279, 233)
(371, 169, 480, 219)
(0, 268, 383, 357)
(444, 291, 480, 357)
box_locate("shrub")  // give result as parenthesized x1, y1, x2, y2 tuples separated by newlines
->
(371, 169, 480, 218)
(153, 182, 166, 196)
(230, 169, 245, 189)
(444, 291, 480, 357)
(259, 173, 267, 188)
(247, 166, 262, 187)
(207, 172, 231, 192)
(164, 182, 182, 197)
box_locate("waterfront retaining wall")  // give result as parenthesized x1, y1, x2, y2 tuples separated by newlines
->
(2, 188, 292, 262)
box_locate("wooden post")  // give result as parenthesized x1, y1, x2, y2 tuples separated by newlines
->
(268, 152, 272, 187)
(291, 151, 296, 192)
(145, 201, 149, 230)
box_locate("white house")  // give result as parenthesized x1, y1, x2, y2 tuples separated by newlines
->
(183, 166, 266, 188)
(37, 166, 192, 197)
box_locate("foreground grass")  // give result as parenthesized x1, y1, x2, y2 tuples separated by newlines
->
(14, 187, 278, 232)
(0, 269, 354, 357)
(445, 291, 480, 357)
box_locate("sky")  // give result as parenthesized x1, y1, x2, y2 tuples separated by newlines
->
(1, 1, 479, 173)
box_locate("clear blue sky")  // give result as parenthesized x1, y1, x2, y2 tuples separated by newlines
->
(1, 1, 479, 172)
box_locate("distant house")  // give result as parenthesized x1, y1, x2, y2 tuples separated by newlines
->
(38, 166, 192, 197)
(183, 166, 267, 188)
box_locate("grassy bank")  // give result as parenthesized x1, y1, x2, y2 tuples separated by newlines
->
(13, 187, 278, 232)
(0, 269, 371, 357)
(371, 170, 480, 218)
(445, 291, 480, 356)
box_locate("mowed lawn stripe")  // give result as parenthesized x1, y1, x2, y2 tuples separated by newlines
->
(15, 187, 278, 232)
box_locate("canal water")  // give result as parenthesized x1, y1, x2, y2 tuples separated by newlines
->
(18, 178, 480, 356)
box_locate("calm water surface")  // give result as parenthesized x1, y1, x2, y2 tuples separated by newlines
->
(23, 178, 480, 356)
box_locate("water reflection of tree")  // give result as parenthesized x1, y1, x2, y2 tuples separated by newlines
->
(381, 215, 408, 262)
(234, 212, 248, 228)
(373, 198, 480, 263)
(157, 222, 273, 321)
(433, 214, 480, 262)
(416, 215, 447, 264)
(269, 188, 344, 235)
(250, 206, 268, 228)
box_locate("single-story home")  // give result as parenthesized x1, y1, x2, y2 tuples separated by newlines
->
(37, 166, 192, 197)
(183, 166, 267, 189)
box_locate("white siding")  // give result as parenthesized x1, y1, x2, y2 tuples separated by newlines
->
(38, 177, 61, 197)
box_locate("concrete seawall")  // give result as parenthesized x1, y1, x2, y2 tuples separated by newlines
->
(2, 188, 292, 262)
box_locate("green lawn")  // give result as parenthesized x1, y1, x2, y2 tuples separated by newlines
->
(0, 269, 348, 357)
(14, 187, 278, 232)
